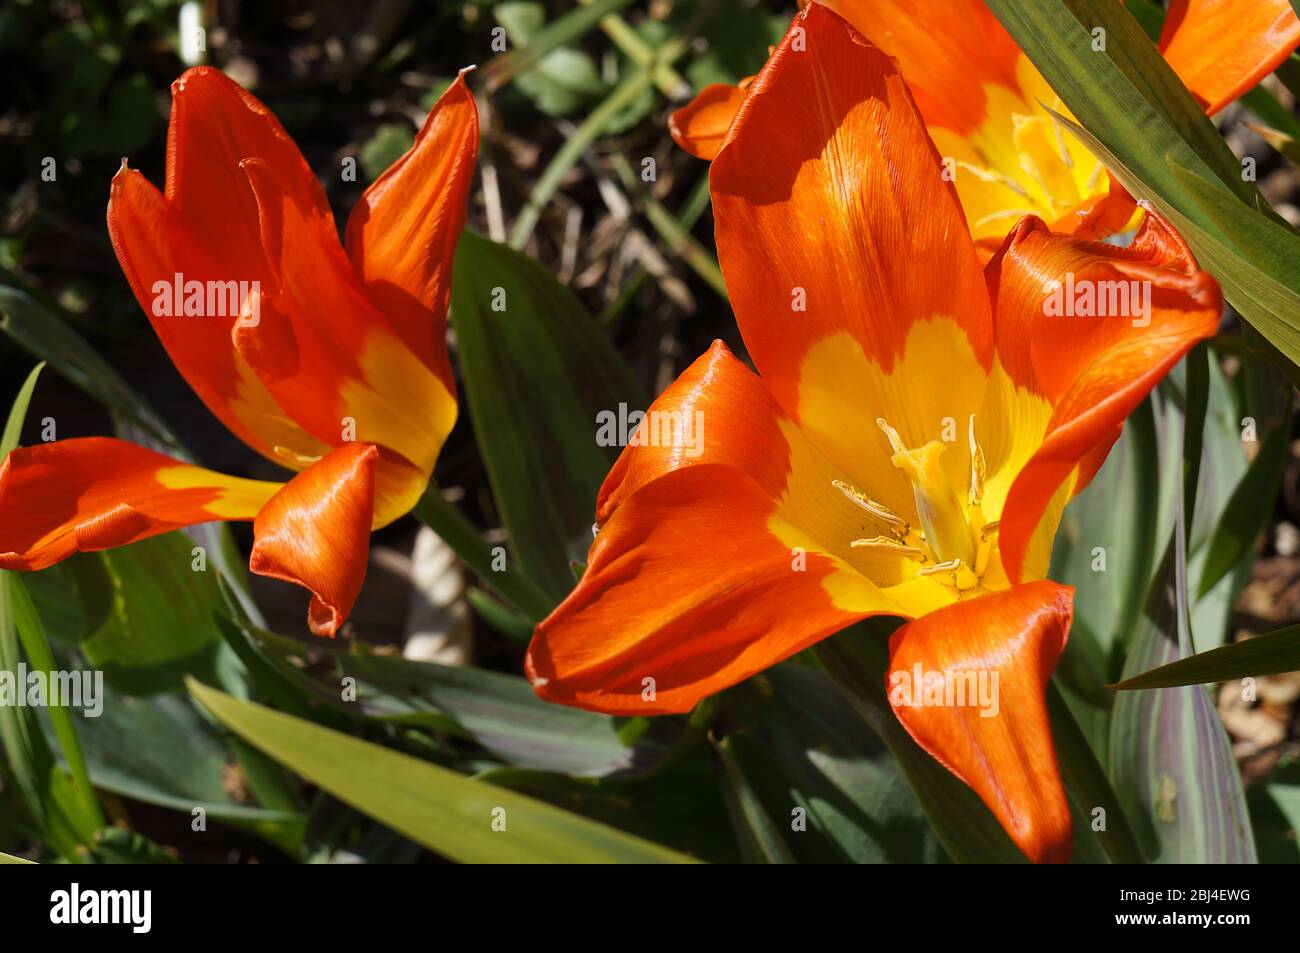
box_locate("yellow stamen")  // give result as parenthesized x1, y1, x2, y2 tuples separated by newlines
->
(849, 536, 924, 559)
(876, 418, 975, 566)
(918, 558, 980, 590)
(968, 414, 985, 507)
(832, 479, 909, 535)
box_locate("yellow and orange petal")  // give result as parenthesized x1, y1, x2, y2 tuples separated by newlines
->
(108, 162, 331, 470)
(886, 580, 1074, 863)
(235, 156, 456, 512)
(1160, 0, 1300, 116)
(986, 210, 1222, 583)
(710, 5, 993, 519)
(345, 72, 479, 393)
(0, 437, 279, 571)
(250, 442, 380, 637)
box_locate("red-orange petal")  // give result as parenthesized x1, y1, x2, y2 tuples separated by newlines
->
(822, 0, 1023, 135)
(526, 464, 869, 715)
(595, 340, 794, 526)
(668, 81, 750, 161)
(0, 438, 279, 570)
(250, 442, 379, 637)
(1160, 0, 1300, 116)
(344, 72, 478, 389)
(108, 163, 329, 469)
(710, 4, 992, 423)
(165, 67, 331, 275)
(235, 156, 457, 502)
(887, 580, 1074, 863)
(986, 210, 1221, 583)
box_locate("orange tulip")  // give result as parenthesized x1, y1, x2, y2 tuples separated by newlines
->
(670, 0, 1300, 252)
(527, 6, 1222, 863)
(0, 67, 479, 636)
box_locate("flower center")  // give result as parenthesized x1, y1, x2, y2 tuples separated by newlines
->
(834, 416, 999, 592)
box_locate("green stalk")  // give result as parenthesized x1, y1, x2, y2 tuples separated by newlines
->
(601, 173, 713, 327)
(609, 154, 725, 296)
(509, 68, 657, 250)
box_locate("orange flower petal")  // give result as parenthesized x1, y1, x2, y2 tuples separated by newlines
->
(108, 163, 330, 470)
(710, 4, 992, 425)
(986, 211, 1221, 583)
(250, 442, 379, 637)
(668, 82, 750, 161)
(0, 438, 279, 570)
(234, 156, 456, 510)
(1160, 0, 1300, 115)
(165, 67, 331, 275)
(595, 340, 794, 526)
(887, 580, 1074, 863)
(822, 0, 1023, 135)
(527, 465, 873, 715)
(344, 73, 478, 389)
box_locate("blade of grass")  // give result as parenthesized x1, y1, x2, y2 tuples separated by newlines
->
(575, 0, 691, 99)
(608, 153, 725, 296)
(509, 67, 656, 249)
(1114, 623, 1300, 690)
(601, 172, 713, 327)
(509, 8, 706, 250)
(481, 0, 637, 90)
(7, 576, 103, 832)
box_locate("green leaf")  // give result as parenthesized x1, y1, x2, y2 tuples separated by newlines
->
(744, 665, 945, 863)
(216, 591, 677, 778)
(411, 484, 553, 622)
(88, 827, 178, 864)
(72, 532, 229, 693)
(1249, 756, 1300, 862)
(0, 850, 33, 864)
(1114, 623, 1300, 690)
(815, 622, 1027, 863)
(188, 679, 698, 863)
(480, 755, 740, 862)
(1, 361, 44, 452)
(1109, 356, 1256, 862)
(358, 123, 413, 181)
(335, 650, 678, 777)
(711, 731, 800, 863)
(1050, 398, 1161, 691)
(55, 682, 305, 851)
(449, 230, 647, 603)
(1198, 417, 1288, 597)
(8, 575, 102, 832)
(482, 0, 635, 90)
(1045, 681, 1144, 863)
(0, 364, 100, 858)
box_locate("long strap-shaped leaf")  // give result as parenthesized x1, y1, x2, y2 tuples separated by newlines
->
(187, 679, 697, 863)
(1109, 350, 1257, 862)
